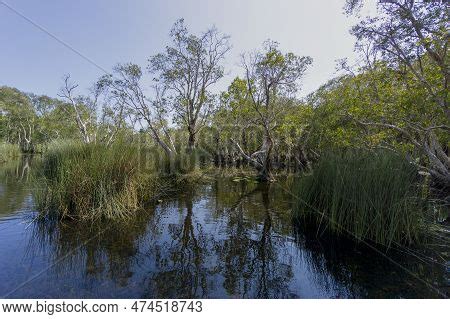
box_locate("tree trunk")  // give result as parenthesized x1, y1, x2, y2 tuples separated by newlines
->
(241, 130, 248, 164)
(424, 132, 450, 188)
(187, 124, 196, 152)
(257, 134, 275, 182)
(187, 133, 196, 152)
(230, 132, 276, 182)
(146, 120, 176, 158)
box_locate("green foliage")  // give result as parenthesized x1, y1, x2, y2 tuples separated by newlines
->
(212, 42, 314, 173)
(293, 150, 428, 247)
(29, 93, 81, 144)
(212, 77, 262, 152)
(0, 86, 80, 150)
(306, 62, 447, 153)
(0, 86, 36, 151)
(148, 18, 231, 149)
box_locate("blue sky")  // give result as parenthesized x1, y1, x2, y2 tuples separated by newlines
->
(0, 0, 374, 98)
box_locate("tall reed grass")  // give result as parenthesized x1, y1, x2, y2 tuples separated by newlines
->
(293, 150, 427, 247)
(0, 142, 20, 163)
(34, 141, 173, 220)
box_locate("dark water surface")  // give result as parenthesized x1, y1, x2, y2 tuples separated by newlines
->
(0, 159, 448, 298)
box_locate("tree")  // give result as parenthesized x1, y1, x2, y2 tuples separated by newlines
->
(306, 64, 444, 151)
(96, 63, 176, 156)
(344, 0, 450, 186)
(0, 86, 84, 151)
(0, 86, 36, 152)
(28, 93, 78, 145)
(148, 19, 231, 151)
(58, 75, 97, 144)
(211, 77, 260, 165)
(58, 74, 128, 146)
(232, 41, 312, 181)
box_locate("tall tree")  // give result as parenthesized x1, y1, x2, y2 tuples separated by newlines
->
(96, 63, 176, 155)
(345, 0, 450, 186)
(232, 41, 312, 181)
(28, 93, 78, 144)
(148, 19, 231, 151)
(58, 75, 97, 144)
(0, 86, 36, 152)
(58, 74, 127, 146)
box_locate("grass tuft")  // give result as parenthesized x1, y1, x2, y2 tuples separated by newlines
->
(34, 140, 173, 220)
(0, 143, 20, 163)
(293, 150, 428, 247)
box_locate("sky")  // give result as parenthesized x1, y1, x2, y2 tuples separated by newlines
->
(0, 0, 375, 99)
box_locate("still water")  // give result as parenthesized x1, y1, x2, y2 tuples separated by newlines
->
(0, 158, 448, 298)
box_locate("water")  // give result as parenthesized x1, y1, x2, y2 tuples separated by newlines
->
(0, 159, 448, 298)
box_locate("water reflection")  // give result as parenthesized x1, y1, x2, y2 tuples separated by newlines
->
(143, 190, 211, 298)
(30, 212, 152, 288)
(211, 182, 293, 298)
(0, 156, 33, 218)
(0, 169, 448, 298)
(293, 232, 448, 298)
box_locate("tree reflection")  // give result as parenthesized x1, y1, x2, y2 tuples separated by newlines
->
(142, 191, 211, 298)
(213, 182, 293, 298)
(0, 156, 33, 218)
(29, 209, 157, 290)
(21, 176, 446, 298)
(292, 228, 448, 298)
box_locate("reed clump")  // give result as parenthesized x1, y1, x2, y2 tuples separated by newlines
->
(35, 140, 173, 220)
(293, 150, 428, 247)
(0, 142, 20, 163)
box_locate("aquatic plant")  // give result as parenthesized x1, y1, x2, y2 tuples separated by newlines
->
(293, 150, 429, 247)
(0, 143, 20, 163)
(34, 140, 173, 220)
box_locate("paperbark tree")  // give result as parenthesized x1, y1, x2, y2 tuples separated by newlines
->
(232, 41, 312, 181)
(58, 75, 96, 144)
(148, 19, 231, 152)
(0, 86, 37, 152)
(96, 63, 176, 156)
(345, 0, 450, 186)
